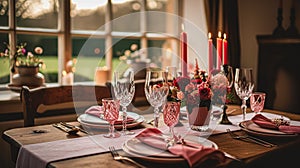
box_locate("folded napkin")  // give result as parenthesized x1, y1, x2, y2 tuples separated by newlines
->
(251, 114, 300, 134)
(136, 128, 226, 167)
(85, 105, 135, 125)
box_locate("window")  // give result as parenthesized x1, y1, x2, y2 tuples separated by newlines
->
(0, 0, 180, 85)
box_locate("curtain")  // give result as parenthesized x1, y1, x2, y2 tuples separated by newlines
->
(204, 0, 240, 69)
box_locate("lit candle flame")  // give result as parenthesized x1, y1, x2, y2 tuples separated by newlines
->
(182, 24, 185, 31)
(208, 32, 212, 39)
(224, 33, 227, 40)
(218, 31, 222, 38)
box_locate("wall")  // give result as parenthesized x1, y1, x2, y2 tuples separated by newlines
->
(238, 0, 300, 86)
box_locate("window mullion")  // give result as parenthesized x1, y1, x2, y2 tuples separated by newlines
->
(105, 0, 113, 75)
(8, 0, 16, 83)
(58, 0, 71, 84)
(140, 0, 147, 53)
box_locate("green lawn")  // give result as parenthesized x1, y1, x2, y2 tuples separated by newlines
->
(0, 57, 126, 84)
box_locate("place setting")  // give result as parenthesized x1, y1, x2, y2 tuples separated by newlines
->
(234, 89, 300, 138)
(77, 105, 145, 130)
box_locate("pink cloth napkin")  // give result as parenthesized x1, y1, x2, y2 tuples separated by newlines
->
(136, 128, 226, 167)
(85, 105, 134, 125)
(251, 114, 300, 134)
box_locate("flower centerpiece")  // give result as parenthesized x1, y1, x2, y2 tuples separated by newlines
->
(1, 42, 45, 87)
(173, 59, 213, 131)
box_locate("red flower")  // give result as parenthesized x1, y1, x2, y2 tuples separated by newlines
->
(174, 76, 190, 91)
(199, 87, 212, 100)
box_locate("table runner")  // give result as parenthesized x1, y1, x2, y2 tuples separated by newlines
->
(16, 129, 142, 168)
(16, 113, 285, 168)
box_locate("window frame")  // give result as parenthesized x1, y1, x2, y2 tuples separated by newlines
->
(0, 0, 181, 86)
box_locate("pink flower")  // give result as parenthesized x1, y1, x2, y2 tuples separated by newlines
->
(34, 47, 43, 55)
(21, 48, 26, 54)
(177, 91, 184, 100)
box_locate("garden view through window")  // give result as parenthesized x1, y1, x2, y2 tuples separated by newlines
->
(0, 0, 179, 85)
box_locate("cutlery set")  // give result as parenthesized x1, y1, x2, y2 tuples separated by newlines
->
(52, 122, 88, 135)
(226, 129, 276, 148)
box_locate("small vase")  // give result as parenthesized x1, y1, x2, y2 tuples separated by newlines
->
(12, 66, 45, 87)
(186, 105, 211, 131)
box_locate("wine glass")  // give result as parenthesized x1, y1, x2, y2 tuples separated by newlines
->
(163, 101, 180, 146)
(234, 68, 255, 121)
(250, 92, 266, 115)
(102, 98, 120, 138)
(113, 70, 135, 135)
(144, 70, 169, 127)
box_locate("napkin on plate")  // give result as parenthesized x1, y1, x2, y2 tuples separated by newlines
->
(251, 114, 300, 134)
(136, 128, 226, 167)
(84, 105, 135, 125)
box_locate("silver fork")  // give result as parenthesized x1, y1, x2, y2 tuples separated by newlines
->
(226, 129, 276, 148)
(109, 146, 145, 168)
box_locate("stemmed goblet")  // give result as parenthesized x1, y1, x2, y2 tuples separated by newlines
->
(234, 68, 255, 121)
(144, 70, 169, 128)
(102, 98, 120, 138)
(250, 92, 266, 115)
(163, 101, 181, 146)
(113, 70, 135, 135)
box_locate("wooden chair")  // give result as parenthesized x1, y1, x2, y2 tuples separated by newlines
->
(20, 85, 111, 127)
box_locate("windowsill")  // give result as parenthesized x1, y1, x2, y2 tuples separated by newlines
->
(0, 81, 107, 105)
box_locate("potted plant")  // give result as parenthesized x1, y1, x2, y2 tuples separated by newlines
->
(1, 42, 45, 88)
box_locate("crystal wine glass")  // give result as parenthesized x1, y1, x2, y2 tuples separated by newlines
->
(113, 70, 135, 135)
(250, 92, 266, 115)
(144, 70, 169, 127)
(102, 98, 120, 138)
(163, 101, 180, 146)
(234, 68, 255, 121)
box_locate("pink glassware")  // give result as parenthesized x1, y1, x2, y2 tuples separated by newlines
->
(102, 98, 120, 138)
(250, 92, 266, 115)
(163, 101, 180, 145)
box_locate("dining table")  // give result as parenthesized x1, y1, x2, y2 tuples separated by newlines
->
(2, 105, 300, 168)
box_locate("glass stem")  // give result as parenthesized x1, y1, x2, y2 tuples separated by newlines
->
(241, 99, 247, 120)
(122, 106, 127, 133)
(109, 121, 115, 137)
(170, 126, 175, 138)
(154, 107, 159, 127)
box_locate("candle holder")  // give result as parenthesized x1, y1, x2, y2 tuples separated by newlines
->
(273, 7, 285, 36)
(219, 105, 232, 125)
(286, 7, 298, 36)
(219, 64, 233, 125)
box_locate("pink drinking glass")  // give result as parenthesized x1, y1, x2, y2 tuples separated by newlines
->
(250, 92, 266, 115)
(163, 101, 180, 146)
(102, 98, 120, 138)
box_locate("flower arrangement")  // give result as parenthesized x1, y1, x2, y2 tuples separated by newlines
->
(0, 42, 44, 73)
(172, 59, 213, 112)
(167, 83, 184, 102)
(209, 71, 228, 106)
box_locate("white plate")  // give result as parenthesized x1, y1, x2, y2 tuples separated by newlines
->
(122, 135, 218, 162)
(239, 120, 298, 138)
(78, 112, 140, 125)
(78, 115, 145, 130)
